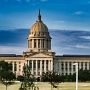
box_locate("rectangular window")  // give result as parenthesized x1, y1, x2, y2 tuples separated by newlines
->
(38, 39, 40, 48)
(47, 39, 48, 48)
(43, 39, 44, 48)
(14, 62, 17, 71)
(38, 60, 40, 68)
(34, 39, 36, 48)
(34, 60, 36, 69)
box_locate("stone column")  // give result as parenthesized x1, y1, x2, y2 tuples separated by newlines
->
(83, 62, 85, 70)
(48, 60, 50, 71)
(59, 62, 61, 75)
(27, 60, 29, 66)
(20, 62, 23, 75)
(51, 60, 53, 71)
(67, 62, 69, 75)
(63, 62, 65, 75)
(32, 39, 34, 48)
(87, 62, 89, 70)
(32, 60, 34, 74)
(17, 62, 19, 75)
(44, 39, 46, 49)
(79, 62, 81, 69)
(30, 39, 32, 48)
(36, 60, 38, 75)
(40, 60, 42, 75)
(71, 62, 73, 75)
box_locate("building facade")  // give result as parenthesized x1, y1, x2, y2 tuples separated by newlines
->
(0, 10, 90, 78)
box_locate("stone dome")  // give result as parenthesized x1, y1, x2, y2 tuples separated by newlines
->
(30, 21, 48, 33)
(30, 10, 48, 34)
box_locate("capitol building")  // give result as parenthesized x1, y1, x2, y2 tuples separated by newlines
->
(0, 10, 90, 78)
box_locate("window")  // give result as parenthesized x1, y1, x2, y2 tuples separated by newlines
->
(14, 62, 17, 71)
(38, 60, 40, 68)
(34, 39, 36, 48)
(30, 39, 32, 48)
(85, 62, 87, 69)
(30, 61, 32, 68)
(38, 39, 40, 48)
(43, 39, 44, 48)
(47, 39, 48, 48)
(46, 60, 48, 68)
(34, 60, 36, 69)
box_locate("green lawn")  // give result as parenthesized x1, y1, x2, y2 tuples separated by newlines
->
(0, 82, 90, 90)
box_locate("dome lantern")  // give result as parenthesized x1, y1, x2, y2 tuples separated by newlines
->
(30, 10, 49, 34)
(38, 9, 41, 22)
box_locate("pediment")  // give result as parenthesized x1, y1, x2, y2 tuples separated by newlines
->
(30, 53, 52, 58)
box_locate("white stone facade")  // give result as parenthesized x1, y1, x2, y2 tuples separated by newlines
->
(54, 55, 90, 75)
(0, 10, 90, 78)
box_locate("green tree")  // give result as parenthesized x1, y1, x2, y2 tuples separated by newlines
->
(19, 64, 39, 90)
(41, 71, 61, 90)
(0, 60, 16, 90)
(78, 69, 90, 82)
(17, 75, 24, 82)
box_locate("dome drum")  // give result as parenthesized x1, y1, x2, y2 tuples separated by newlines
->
(27, 10, 52, 52)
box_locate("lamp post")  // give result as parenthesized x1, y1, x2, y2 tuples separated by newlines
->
(73, 63, 78, 90)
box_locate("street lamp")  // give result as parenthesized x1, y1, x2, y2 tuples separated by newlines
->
(73, 63, 78, 90)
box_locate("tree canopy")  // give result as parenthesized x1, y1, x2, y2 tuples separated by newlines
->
(0, 60, 16, 90)
(41, 71, 62, 89)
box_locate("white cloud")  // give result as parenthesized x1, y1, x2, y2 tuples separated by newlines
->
(80, 36, 90, 40)
(75, 44, 90, 49)
(0, 45, 27, 54)
(74, 11, 84, 15)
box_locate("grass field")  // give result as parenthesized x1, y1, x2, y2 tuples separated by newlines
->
(0, 82, 90, 90)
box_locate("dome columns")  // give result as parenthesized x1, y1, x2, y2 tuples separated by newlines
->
(27, 37, 51, 52)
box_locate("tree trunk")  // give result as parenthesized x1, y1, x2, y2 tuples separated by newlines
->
(6, 85, 7, 90)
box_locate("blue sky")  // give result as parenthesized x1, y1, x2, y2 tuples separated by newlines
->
(1, 0, 90, 30)
(0, 0, 90, 55)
